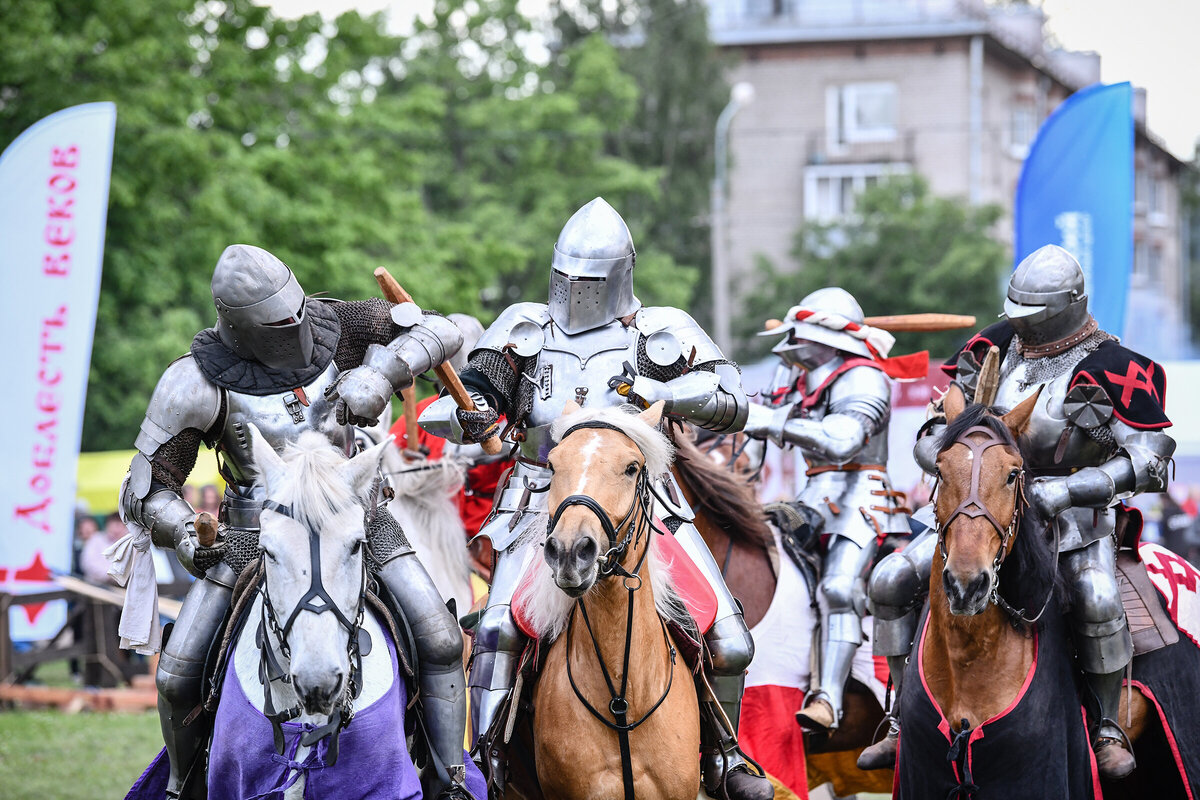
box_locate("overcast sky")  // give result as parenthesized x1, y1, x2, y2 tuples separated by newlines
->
(268, 0, 1200, 160)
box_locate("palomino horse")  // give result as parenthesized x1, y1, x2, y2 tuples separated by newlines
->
(673, 430, 893, 799)
(899, 385, 1200, 799)
(512, 401, 701, 800)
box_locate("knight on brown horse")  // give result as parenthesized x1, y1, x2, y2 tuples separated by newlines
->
(863, 245, 1176, 776)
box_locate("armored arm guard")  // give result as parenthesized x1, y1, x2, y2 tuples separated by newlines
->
(1055, 422, 1175, 509)
(340, 311, 464, 418)
(772, 366, 889, 464)
(119, 357, 223, 575)
(629, 307, 749, 432)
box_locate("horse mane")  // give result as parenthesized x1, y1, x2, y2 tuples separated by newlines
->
(671, 428, 773, 553)
(938, 404, 1064, 618)
(515, 533, 690, 642)
(266, 431, 362, 536)
(549, 403, 675, 478)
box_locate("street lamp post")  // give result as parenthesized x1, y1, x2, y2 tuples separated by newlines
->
(711, 81, 755, 356)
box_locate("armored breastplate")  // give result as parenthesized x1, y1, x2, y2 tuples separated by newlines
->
(217, 361, 352, 486)
(519, 321, 642, 462)
(994, 347, 1110, 474)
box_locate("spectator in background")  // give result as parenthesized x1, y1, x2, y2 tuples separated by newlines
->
(81, 513, 125, 584)
(73, 514, 99, 576)
(1160, 492, 1192, 557)
(182, 484, 197, 509)
(198, 484, 221, 516)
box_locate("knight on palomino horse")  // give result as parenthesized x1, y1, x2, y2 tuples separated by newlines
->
(740, 287, 927, 735)
(116, 245, 475, 799)
(420, 198, 774, 800)
(860, 244, 1177, 777)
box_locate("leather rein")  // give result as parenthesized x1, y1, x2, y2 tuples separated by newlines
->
(256, 499, 371, 765)
(547, 420, 678, 800)
(934, 424, 1054, 627)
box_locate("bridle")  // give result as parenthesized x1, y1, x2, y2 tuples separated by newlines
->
(935, 425, 1022, 580)
(256, 499, 370, 765)
(546, 419, 677, 800)
(934, 424, 1053, 627)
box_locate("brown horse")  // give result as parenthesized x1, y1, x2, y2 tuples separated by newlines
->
(517, 400, 700, 800)
(672, 430, 894, 798)
(900, 384, 1200, 799)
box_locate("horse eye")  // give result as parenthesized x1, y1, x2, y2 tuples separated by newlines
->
(625, 462, 639, 477)
(351, 540, 364, 555)
(1007, 469, 1020, 485)
(261, 548, 276, 562)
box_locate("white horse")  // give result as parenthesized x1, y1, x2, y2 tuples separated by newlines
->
(208, 429, 422, 800)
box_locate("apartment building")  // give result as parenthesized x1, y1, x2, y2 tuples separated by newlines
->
(708, 0, 1191, 356)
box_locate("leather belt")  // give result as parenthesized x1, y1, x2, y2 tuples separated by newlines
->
(805, 462, 886, 477)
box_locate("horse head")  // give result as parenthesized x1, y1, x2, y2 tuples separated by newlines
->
(934, 383, 1040, 616)
(542, 401, 670, 598)
(249, 426, 390, 715)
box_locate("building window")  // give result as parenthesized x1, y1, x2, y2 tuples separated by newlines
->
(1149, 176, 1168, 226)
(1009, 107, 1036, 158)
(827, 82, 897, 147)
(803, 162, 910, 221)
(1133, 239, 1149, 282)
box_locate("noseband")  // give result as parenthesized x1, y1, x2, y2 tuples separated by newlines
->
(256, 499, 369, 764)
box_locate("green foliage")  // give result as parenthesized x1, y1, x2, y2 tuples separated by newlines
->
(0, 0, 704, 450)
(735, 176, 1009, 361)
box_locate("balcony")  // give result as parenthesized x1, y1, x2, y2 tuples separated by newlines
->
(709, 0, 990, 46)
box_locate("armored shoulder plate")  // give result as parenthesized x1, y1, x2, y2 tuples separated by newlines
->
(473, 302, 551, 357)
(635, 306, 725, 365)
(826, 364, 890, 427)
(134, 355, 223, 455)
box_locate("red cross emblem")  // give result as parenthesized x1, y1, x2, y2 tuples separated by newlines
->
(1104, 361, 1159, 408)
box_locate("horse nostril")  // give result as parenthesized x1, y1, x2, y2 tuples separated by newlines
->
(544, 537, 561, 567)
(572, 536, 598, 567)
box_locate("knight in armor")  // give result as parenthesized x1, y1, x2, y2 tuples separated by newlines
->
(740, 288, 912, 733)
(858, 245, 1175, 778)
(420, 198, 773, 800)
(119, 244, 474, 799)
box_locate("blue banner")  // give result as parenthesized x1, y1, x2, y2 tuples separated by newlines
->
(1015, 82, 1133, 336)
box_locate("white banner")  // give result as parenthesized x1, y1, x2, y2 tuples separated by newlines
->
(0, 103, 116, 640)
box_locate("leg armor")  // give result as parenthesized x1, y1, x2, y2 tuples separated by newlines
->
(808, 536, 876, 725)
(469, 538, 533, 747)
(1061, 539, 1133, 747)
(157, 561, 237, 799)
(375, 553, 469, 794)
(673, 522, 772, 800)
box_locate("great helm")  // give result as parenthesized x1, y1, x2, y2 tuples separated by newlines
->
(759, 287, 874, 367)
(1004, 244, 1090, 345)
(211, 244, 314, 370)
(548, 198, 638, 334)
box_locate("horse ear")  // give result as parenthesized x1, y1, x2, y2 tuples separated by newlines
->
(943, 382, 967, 423)
(341, 436, 394, 500)
(638, 400, 666, 428)
(561, 398, 582, 418)
(1000, 386, 1042, 438)
(248, 424, 286, 494)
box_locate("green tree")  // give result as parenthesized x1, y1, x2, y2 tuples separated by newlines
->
(0, 0, 691, 450)
(735, 176, 1009, 361)
(549, 0, 727, 323)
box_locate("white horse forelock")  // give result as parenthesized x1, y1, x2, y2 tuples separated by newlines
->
(266, 431, 363, 541)
(519, 405, 688, 640)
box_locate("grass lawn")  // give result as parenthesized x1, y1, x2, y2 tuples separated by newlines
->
(0, 709, 161, 799)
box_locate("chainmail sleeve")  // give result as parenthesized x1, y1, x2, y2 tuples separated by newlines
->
(331, 299, 402, 371)
(148, 429, 204, 495)
(636, 334, 736, 382)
